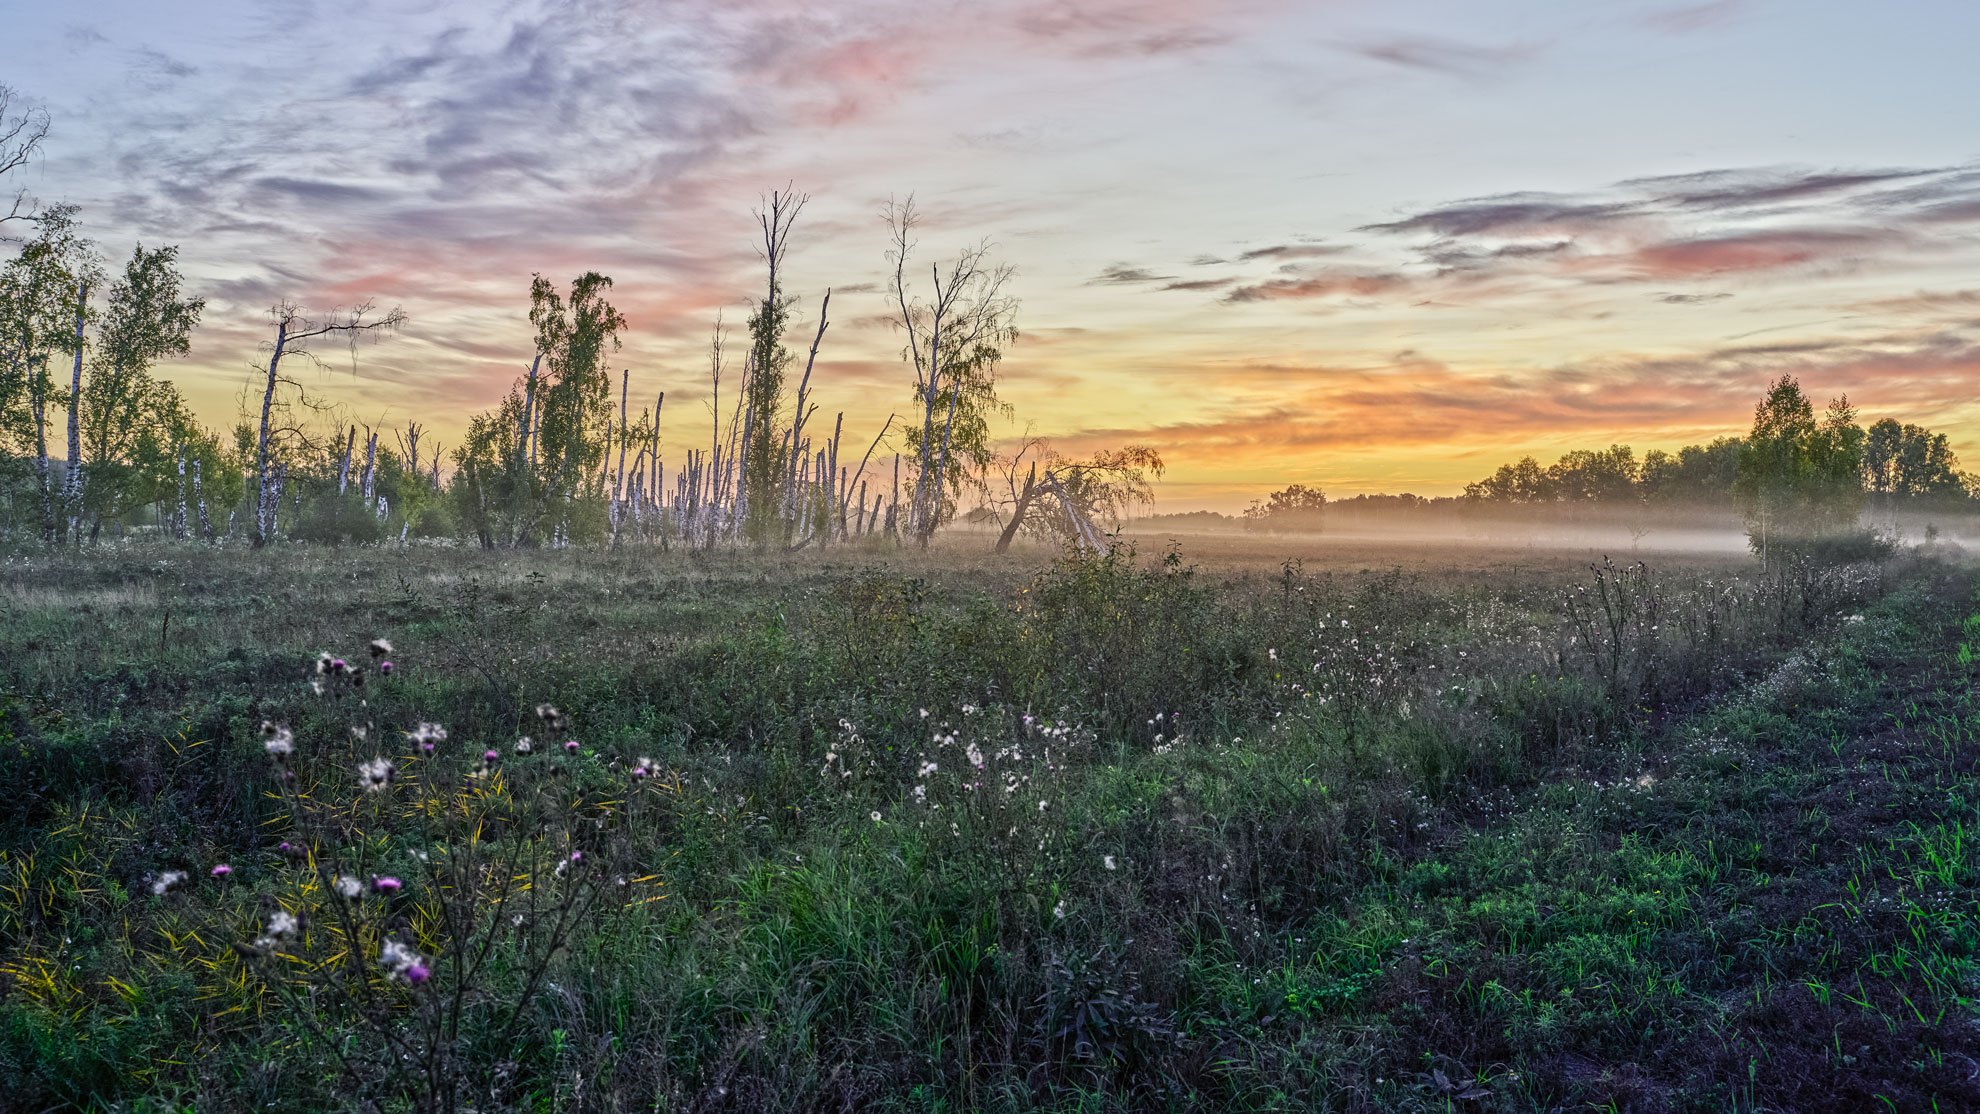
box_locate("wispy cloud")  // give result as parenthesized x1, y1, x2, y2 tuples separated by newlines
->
(1092, 264, 1177, 284)
(1344, 34, 1542, 80)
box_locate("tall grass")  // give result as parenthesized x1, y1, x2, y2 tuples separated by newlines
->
(0, 539, 1966, 1112)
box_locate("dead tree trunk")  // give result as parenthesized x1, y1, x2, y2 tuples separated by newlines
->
(994, 463, 1039, 554)
(252, 320, 292, 546)
(61, 280, 88, 542)
(336, 426, 356, 494)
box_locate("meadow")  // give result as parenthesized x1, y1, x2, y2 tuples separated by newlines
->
(1, 533, 1977, 1113)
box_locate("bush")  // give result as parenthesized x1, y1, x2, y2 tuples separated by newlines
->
(1753, 527, 1896, 566)
(291, 493, 387, 546)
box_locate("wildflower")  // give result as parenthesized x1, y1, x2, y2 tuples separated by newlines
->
(515, 737, 533, 755)
(358, 756, 395, 792)
(310, 680, 325, 696)
(211, 863, 232, 878)
(369, 638, 393, 658)
(632, 757, 653, 778)
(564, 740, 579, 754)
(965, 742, 985, 769)
(1053, 898, 1068, 919)
(483, 749, 499, 764)
(918, 760, 938, 777)
(1038, 799, 1049, 811)
(315, 651, 333, 675)
(918, 708, 929, 719)
(373, 876, 402, 894)
(350, 725, 368, 743)
(1103, 855, 1116, 871)
(262, 722, 294, 757)
(404, 963, 431, 984)
(331, 658, 347, 674)
(334, 875, 363, 898)
(152, 870, 187, 896)
(380, 938, 426, 980)
(871, 811, 882, 822)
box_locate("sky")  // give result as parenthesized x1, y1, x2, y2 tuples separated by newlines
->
(4, 0, 1979, 510)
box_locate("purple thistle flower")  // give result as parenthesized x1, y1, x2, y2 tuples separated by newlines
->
(483, 749, 499, 763)
(404, 963, 431, 985)
(564, 740, 579, 754)
(380, 661, 394, 675)
(211, 864, 232, 878)
(373, 876, 402, 893)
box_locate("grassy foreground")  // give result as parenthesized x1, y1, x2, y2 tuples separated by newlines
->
(0, 541, 1976, 1112)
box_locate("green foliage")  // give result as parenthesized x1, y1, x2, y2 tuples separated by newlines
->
(1736, 377, 1867, 548)
(1, 542, 1973, 1113)
(1242, 482, 1326, 530)
(452, 273, 625, 547)
(290, 492, 387, 545)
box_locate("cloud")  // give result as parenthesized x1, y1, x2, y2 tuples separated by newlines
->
(1235, 243, 1343, 261)
(1345, 35, 1541, 80)
(1224, 270, 1410, 302)
(1625, 228, 1887, 278)
(1659, 292, 1732, 304)
(249, 177, 395, 206)
(1625, 166, 1945, 211)
(1054, 328, 1980, 470)
(1011, 0, 1235, 58)
(1639, 1, 1745, 34)
(1092, 263, 1178, 284)
(1360, 194, 1635, 238)
(1160, 277, 1234, 291)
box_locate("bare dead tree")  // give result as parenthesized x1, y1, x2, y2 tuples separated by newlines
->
(250, 301, 405, 546)
(884, 196, 1019, 548)
(395, 421, 427, 489)
(0, 85, 50, 230)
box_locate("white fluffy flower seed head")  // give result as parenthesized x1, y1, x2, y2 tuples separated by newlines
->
(335, 875, 363, 898)
(358, 756, 395, 792)
(379, 938, 425, 978)
(152, 870, 187, 896)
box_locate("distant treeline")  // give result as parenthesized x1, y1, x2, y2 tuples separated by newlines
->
(1189, 380, 1972, 538)
(1461, 420, 1966, 508)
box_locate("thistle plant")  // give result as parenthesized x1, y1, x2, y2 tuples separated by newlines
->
(213, 647, 659, 1113)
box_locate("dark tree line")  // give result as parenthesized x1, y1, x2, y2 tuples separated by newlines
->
(1462, 380, 1969, 517)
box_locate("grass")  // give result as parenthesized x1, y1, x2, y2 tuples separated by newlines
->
(0, 537, 1974, 1112)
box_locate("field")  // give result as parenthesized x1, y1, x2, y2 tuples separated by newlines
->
(2, 534, 1978, 1113)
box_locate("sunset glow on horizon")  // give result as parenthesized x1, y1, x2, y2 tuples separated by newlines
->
(6, 0, 1978, 510)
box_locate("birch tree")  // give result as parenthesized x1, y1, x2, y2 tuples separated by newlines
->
(0, 205, 94, 539)
(76, 243, 204, 536)
(250, 301, 405, 547)
(883, 197, 1019, 548)
(452, 273, 623, 546)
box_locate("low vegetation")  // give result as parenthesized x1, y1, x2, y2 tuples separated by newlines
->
(3, 537, 1975, 1112)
